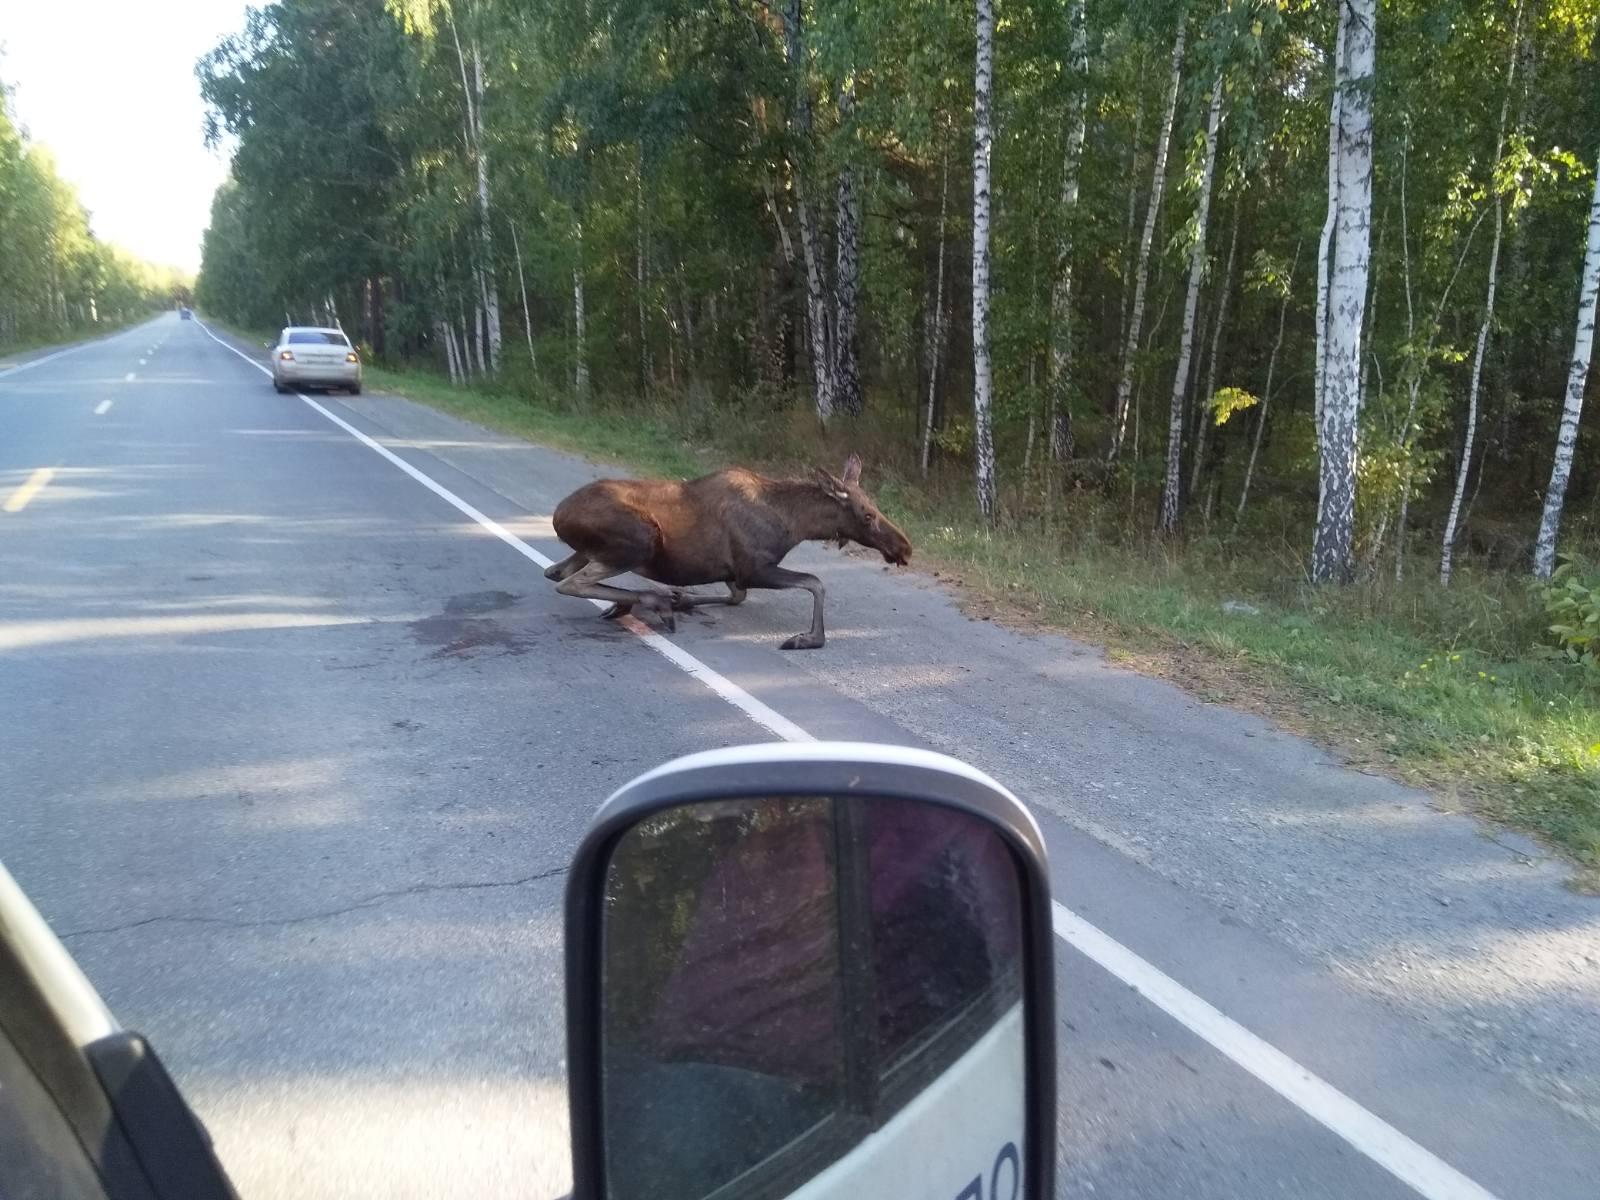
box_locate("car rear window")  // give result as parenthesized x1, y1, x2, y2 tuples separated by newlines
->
(286, 331, 349, 346)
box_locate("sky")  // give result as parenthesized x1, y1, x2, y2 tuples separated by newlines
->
(1, 0, 254, 275)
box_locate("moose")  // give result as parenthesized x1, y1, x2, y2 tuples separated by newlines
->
(545, 455, 912, 649)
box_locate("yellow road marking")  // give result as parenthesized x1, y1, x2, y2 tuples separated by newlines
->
(4, 468, 56, 513)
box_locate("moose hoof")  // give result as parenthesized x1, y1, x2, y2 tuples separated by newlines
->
(780, 634, 825, 651)
(669, 589, 697, 612)
(599, 603, 632, 621)
(542, 563, 562, 580)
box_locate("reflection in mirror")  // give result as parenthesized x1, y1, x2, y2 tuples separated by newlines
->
(600, 795, 1027, 1200)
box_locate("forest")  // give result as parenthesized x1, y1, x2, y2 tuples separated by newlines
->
(194, 1, 1600, 855)
(0, 82, 188, 348)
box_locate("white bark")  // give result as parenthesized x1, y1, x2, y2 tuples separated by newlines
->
(1313, 12, 1346, 446)
(510, 221, 536, 371)
(972, 0, 997, 522)
(573, 222, 589, 397)
(780, 0, 835, 422)
(438, 316, 461, 385)
(1108, 8, 1188, 470)
(1440, 3, 1521, 587)
(1311, 0, 1376, 585)
(833, 83, 862, 416)
(472, 42, 501, 372)
(1047, 0, 1089, 464)
(1159, 70, 1225, 534)
(1191, 200, 1240, 499)
(921, 145, 950, 478)
(1533, 155, 1600, 578)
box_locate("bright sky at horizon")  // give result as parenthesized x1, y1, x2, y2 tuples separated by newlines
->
(1, 0, 253, 275)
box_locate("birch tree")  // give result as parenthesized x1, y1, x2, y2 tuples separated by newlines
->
(1311, 0, 1376, 585)
(1107, 6, 1188, 472)
(1533, 154, 1600, 579)
(1440, 2, 1522, 587)
(1159, 68, 1225, 533)
(780, 0, 835, 423)
(972, 0, 997, 522)
(833, 83, 863, 416)
(1046, 0, 1089, 465)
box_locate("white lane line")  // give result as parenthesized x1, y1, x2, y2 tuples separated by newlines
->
(124, 373, 135, 382)
(195, 319, 1501, 1200)
(0, 324, 140, 381)
(94, 399, 113, 415)
(138, 358, 147, 367)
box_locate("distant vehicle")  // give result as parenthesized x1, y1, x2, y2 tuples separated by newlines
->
(179, 307, 192, 320)
(270, 326, 362, 395)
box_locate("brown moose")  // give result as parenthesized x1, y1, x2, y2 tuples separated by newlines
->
(545, 455, 912, 649)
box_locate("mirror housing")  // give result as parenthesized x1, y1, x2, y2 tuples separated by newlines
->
(564, 742, 1056, 1200)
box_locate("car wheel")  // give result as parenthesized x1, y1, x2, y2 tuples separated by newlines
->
(273, 379, 289, 394)
(349, 383, 362, 395)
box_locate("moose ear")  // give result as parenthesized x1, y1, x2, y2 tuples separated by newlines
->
(842, 454, 863, 486)
(812, 466, 849, 500)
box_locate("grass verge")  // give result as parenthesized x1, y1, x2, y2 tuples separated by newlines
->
(351, 360, 1599, 878)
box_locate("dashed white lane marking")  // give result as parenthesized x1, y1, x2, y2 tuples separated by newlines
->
(195, 318, 1505, 1200)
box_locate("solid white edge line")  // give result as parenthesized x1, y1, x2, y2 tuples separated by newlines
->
(197, 318, 1505, 1200)
(93, 400, 112, 415)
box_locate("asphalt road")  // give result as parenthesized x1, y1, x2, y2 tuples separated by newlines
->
(2, 312, 1596, 1199)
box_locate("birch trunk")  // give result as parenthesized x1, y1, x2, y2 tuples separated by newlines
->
(1191, 200, 1240, 498)
(1311, 0, 1375, 585)
(921, 145, 950, 478)
(510, 221, 536, 371)
(471, 42, 502, 373)
(1107, 8, 1188, 471)
(1158, 70, 1224, 534)
(1313, 14, 1346, 446)
(1237, 240, 1301, 526)
(573, 223, 589, 397)
(833, 84, 863, 416)
(1440, 4, 1521, 587)
(1047, 0, 1089, 464)
(780, 0, 835, 422)
(972, 0, 997, 522)
(1533, 155, 1600, 578)
(438, 317, 460, 385)
(636, 155, 652, 393)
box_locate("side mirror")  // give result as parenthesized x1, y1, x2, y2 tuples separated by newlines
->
(565, 743, 1056, 1200)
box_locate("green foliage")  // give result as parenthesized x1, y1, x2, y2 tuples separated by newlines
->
(0, 79, 182, 346)
(1538, 561, 1600, 673)
(191, 0, 1600, 586)
(1207, 386, 1259, 426)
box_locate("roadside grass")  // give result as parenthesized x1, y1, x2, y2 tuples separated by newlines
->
(327, 356, 1598, 876)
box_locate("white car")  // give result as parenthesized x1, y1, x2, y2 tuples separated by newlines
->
(271, 326, 362, 394)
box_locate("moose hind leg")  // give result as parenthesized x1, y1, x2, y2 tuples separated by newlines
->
(670, 583, 749, 611)
(746, 566, 825, 650)
(556, 562, 677, 632)
(543, 552, 589, 582)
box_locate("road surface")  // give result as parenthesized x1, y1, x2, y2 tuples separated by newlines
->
(2, 312, 1597, 1198)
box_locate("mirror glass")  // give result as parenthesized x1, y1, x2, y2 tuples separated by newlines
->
(600, 795, 1028, 1200)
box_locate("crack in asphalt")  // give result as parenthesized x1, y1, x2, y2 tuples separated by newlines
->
(58, 865, 571, 940)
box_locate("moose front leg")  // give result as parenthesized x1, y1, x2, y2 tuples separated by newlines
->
(543, 552, 589, 582)
(746, 566, 825, 650)
(555, 561, 677, 632)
